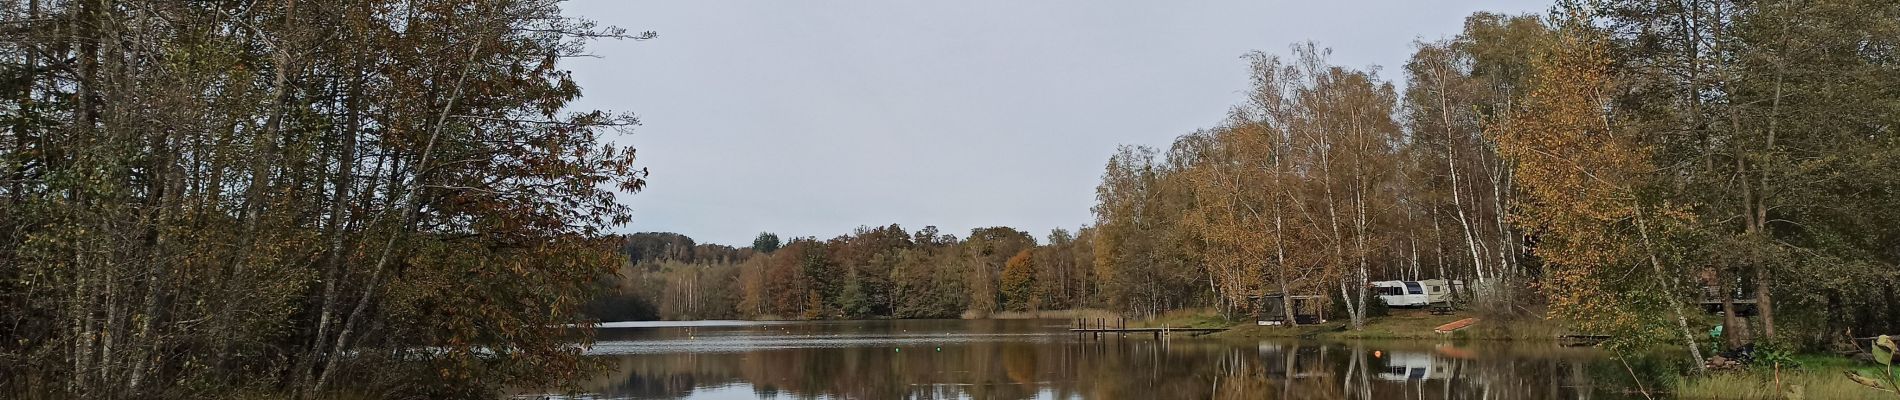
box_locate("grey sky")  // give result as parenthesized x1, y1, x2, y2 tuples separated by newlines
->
(561, 1, 1548, 247)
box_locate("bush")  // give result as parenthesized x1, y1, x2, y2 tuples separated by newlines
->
(1328, 295, 1389, 319)
(1367, 296, 1390, 317)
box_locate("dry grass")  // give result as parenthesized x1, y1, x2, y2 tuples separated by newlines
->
(1127, 308, 1235, 329)
(1674, 369, 1896, 400)
(1329, 309, 1470, 339)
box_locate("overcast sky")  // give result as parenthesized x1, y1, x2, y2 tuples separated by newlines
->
(560, 1, 1548, 247)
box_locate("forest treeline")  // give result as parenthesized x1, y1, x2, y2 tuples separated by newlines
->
(1, 0, 647, 398)
(593, 226, 1096, 321)
(603, 2, 1900, 364)
(1090, 1, 1899, 359)
(4, 0, 1900, 397)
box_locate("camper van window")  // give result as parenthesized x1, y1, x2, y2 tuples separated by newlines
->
(1404, 281, 1424, 295)
(1377, 286, 1404, 296)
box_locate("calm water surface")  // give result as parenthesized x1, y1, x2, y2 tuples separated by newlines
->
(556, 319, 1643, 400)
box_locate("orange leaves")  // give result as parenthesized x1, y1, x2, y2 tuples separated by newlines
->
(1491, 22, 1697, 346)
(1494, 28, 1630, 247)
(1493, 26, 1631, 328)
(1000, 249, 1038, 311)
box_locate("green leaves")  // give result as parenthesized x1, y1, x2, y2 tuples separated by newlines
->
(1847, 335, 1898, 397)
(1877, 335, 1895, 367)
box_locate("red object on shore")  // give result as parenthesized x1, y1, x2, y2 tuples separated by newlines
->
(1434, 318, 1478, 333)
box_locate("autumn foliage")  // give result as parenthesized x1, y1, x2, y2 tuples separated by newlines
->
(0, 0, 648, 397)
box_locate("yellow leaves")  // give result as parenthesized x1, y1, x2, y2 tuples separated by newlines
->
(1493, 23, 1681, 340)
(1876, 335, 1895, 366)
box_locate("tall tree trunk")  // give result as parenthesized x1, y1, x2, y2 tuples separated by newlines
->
(297, 71, 363, 393)
(1269, 135, 1299, 326)
(1319, 148, 1355, 329)
(1273, 212, 1296, 326)
(1351, 166, 1371, 330)
(1749, 28, 1788, 340)
(1717, 270, 1750, 349)
(1431, 207, 1447, 284)
(1491, 161, 1513, 279)
(1635, 204, 1706, 371)
(313, 28, 487, 396)
(128, 130, 180, 394)
(1753, 264, 1774, 339)
(1448, 149, 1487, 289)
(68, 0, 105, 391)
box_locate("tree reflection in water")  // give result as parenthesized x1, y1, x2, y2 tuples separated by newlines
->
(554, 319, 1639, 400)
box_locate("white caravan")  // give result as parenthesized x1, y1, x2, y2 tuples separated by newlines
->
(1371, 279, 1456, 307)
(1374, 351, 1457, 381)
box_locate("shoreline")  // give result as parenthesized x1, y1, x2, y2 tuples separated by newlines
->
(1211, 309, 1569, 341)
(969, 309, 1122, 320)
(600, 308, 1574, 342)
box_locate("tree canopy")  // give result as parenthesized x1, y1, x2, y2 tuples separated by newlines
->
(1, 0, 650, 397)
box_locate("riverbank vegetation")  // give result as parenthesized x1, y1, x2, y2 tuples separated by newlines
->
(1093, 0, 1900, 361)
(594, 1, 1900, 392)
(1674, 356, 1896, 400)
(5, 0, 1900, 398)
(0, 0, 649, 398)
(1215, 309, 1565, 341)
(600, 0, 1898, 353)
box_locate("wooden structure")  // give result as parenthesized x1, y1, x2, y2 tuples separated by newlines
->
(1433, 317, 1478, 334)
(1069, 318, 1226, 340)
(1695, 298, 1759, 316)
(1558, 334, 1612, 347)
(1254, 293, 1327, 326)
(1695, 279, 1761, 316)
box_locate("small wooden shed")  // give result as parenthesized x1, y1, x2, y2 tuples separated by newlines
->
(1254, 293, 1327, 326)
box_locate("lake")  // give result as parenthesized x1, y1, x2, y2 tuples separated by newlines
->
(555, 319, 1645, 399)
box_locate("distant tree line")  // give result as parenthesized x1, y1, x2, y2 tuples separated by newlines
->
(592, 226, 1095, 321)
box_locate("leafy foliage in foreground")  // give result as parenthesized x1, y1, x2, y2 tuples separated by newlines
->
(0, 0, 647, 398)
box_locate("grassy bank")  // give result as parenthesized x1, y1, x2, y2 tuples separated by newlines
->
(1673, 355, 1896, 400)
(1153, 308, 1900, 399)
(1125, 308, 1237, 329)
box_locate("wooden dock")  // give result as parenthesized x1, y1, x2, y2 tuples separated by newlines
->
(1557, 334, 1612, 347)
(1070, 327, 1228, 334)
(1068, 318, 1227, 339)
(1071, 327, 1231, 333)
